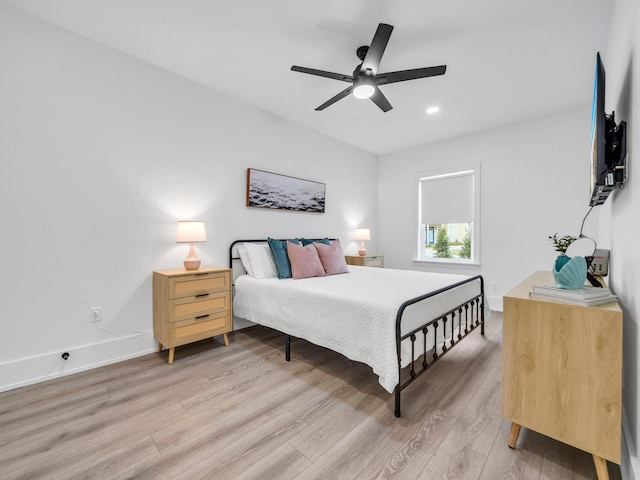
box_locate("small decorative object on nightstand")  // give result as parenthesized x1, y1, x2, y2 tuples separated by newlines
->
(153, 266, 231, 364)
(176, 221, 207, 270)
(354, 228, 371, 256)
(345, 254, 384, 268)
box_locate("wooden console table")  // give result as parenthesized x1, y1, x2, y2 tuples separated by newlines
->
(502, 271, 622, 480)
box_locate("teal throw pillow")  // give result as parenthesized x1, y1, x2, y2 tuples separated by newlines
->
(267, 237, 300, 279)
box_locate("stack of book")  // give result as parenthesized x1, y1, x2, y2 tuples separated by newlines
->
(529, 284, 618, 306)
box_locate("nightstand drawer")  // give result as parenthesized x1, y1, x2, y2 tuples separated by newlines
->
(173, 311, 230, 341)
(170, 272, 229, 299)
(171, 291, 230, 322)
(364, 256, 384, 267)
(345, 255, 384, 268)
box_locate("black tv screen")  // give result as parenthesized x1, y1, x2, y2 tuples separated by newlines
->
(589, 52, 628, 206)
(589, 52, 611, 206)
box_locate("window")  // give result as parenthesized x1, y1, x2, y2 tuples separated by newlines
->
(416, 165, 480, 264)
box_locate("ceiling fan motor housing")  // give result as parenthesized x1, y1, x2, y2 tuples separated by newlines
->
(353, 70, 376, 99)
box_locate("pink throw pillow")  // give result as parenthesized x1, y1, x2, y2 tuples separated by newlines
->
(287, 241, 326, 279)
(314, 240, 349, 275)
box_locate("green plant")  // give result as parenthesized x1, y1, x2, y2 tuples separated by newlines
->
(548, 233, 576, 254)
(435, 227, 452, 258)
(459, 230, 471, 259)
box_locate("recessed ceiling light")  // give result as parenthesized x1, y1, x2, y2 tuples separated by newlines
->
(426, 106, 440, 114)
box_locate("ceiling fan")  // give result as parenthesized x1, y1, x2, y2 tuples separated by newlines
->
(291, 23, 446, 112)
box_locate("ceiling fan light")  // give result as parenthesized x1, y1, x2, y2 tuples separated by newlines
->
(353, 84, 375, 99)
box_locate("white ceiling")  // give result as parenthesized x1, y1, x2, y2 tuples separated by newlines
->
(1, 0, 612, 155)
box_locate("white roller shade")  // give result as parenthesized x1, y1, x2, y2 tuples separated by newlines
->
(421, 171, 474, 225)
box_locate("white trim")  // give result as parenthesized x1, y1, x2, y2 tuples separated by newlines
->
(486, 295, 503, 312)
(413, 258, 480, 267)
(0, 333, 156, 393)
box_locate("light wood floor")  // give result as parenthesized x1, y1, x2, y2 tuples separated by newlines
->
(0, 312, 622, 479)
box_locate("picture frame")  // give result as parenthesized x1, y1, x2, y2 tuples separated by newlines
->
(246, 168, 326, 213)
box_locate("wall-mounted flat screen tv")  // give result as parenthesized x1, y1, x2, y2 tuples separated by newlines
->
(589, 52, 627, 207)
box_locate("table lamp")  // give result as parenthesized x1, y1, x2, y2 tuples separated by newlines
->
(355, 228, 371, 256)
(176, 221, 207, 270)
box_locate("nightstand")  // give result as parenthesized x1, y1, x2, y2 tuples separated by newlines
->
(153, 266, 232, 364)
(345, 254, 384, 268)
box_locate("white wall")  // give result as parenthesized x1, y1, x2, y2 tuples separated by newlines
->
(600, 0, 639, 478)
(377, 108, 595, 311)
(0, 6, 377, 391)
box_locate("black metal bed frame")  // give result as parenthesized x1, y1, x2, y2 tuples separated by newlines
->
(229, 239, 485, 417)
(394, 275, 484, 416)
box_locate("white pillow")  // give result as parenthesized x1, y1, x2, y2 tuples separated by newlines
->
(244, 243, 278, 279)
(237, 243, 255, 277)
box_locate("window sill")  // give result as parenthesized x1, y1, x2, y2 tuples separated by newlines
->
(412, 258, 480, 268)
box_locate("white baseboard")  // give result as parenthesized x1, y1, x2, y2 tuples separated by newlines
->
(0, 332, 156, 393)
(0, 320, 257, 394)
(487, 294, 503, 312)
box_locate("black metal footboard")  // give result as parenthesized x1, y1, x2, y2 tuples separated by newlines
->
(394, 275, 485, 417)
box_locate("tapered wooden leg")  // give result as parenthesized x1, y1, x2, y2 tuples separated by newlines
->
(508, 423, 521, 449)
(223, 333, 229, 346)
(593, 455, 609, 480)
(157, 342, 163, 353)
(168, 347, 175, 364)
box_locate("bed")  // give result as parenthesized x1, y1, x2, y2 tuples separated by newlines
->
(229, 239, 485, 417)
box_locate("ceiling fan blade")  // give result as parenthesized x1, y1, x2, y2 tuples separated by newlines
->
(370, 87, 393, 112)
(377, 65, 447, 85)
(315, 85, 354, 111)
(291, 66, 353, 83)
(361, 23, 394, 74)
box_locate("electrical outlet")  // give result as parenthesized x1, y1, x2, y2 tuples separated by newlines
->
(492, 282, 500, 293)
(90, 307, 102, 323)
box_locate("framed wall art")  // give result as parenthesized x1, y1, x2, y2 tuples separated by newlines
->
(246, 168, 326, 213)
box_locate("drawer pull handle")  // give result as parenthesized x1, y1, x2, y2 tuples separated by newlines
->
(195, 272, 209, 276)
(195, 293, 209, 298)
(196, 314, 210, 320)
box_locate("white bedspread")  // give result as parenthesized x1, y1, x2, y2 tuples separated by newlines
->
(233, 265, 482, 393)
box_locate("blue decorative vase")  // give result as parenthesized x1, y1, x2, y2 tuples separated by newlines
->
(553, 255, 588, 289)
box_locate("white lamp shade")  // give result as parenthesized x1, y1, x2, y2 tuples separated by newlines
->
(355, 228, 371, 241)
(176, 221, 207, 243)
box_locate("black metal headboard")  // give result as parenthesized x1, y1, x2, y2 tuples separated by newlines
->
(229, 239, 265, 269)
